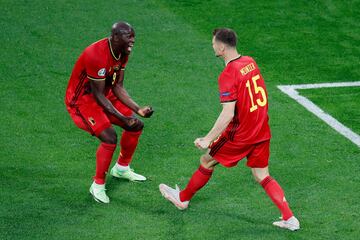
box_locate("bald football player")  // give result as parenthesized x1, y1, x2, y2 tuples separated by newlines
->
(65, 21, 153, 203)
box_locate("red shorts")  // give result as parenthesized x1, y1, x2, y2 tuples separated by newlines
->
(66, 93, 133, 136)
(209, 137, 270, 168)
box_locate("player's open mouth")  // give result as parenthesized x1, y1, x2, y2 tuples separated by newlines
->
(128, 43, 134, 52)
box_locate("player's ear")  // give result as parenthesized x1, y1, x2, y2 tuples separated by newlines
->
(220, 43, 226, 52)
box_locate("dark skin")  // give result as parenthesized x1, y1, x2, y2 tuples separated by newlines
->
(90, 22, 153, 144)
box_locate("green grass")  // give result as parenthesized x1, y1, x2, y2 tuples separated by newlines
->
(1, 0, 360, 239)
(300, 87, 360, 135)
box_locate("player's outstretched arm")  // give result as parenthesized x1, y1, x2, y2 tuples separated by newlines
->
(112, 70, 154, 118)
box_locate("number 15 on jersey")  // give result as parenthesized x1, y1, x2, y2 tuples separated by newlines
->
(245, 74, 267, 112)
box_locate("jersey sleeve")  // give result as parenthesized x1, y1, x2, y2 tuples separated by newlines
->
(218, 70, 237, 103)
(84, 51, 107, 81)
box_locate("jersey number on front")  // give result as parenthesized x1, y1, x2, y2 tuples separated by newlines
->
(245, 74, 267, 112)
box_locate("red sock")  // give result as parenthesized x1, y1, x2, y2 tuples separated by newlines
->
(179, 165, 214, 202)
(117, 130, 142, 166)
(261, 176, 293, 220)
(94, 142, 116, 184)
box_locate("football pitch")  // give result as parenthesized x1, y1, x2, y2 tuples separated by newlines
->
(1, 0, 359, 239)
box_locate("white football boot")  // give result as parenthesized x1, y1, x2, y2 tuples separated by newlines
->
(273, 216, 300, 231)
(110, 165, 146, 182)
(159, 184, 189, 210)
(89, 182, 110, 204)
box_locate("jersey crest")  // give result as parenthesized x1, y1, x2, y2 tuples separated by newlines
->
(97, 68, 106, 77)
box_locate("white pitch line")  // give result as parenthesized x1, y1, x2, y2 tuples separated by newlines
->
(278, 81, 360, 148)
(282, 81, 360, 90)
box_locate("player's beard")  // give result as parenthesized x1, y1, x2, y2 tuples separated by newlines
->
(215, 51, 222, 57)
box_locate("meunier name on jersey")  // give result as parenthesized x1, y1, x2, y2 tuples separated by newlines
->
(240, 63, 255, 76)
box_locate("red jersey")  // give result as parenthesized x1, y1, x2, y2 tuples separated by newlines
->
(218, 56, 271, 144)
(65, 38, 128, 107)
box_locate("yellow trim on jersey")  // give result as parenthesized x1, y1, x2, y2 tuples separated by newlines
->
(87, 76, 106, 81)
(108, 38, 120, 61)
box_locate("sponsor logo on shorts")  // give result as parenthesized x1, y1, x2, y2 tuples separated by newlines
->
(97, 68, 106, 77)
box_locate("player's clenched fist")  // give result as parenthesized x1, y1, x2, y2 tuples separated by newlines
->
(194, 137, 211, 150)
(138, 106, 154, 118)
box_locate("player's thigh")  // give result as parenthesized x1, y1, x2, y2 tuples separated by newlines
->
(209, 136, 252, 168)
(246, 140, 270, 169)
(68, 103, 111, 137)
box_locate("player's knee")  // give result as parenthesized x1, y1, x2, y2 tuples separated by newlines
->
(104, 134, 117, 144)
(252, 167, 269, 183)
(199, 155, 207, 165)
(99, 128, 118, 144)
(253, 174, 263, 183)
(127, 119, 144, 132)
(200, 155, 216, 169)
